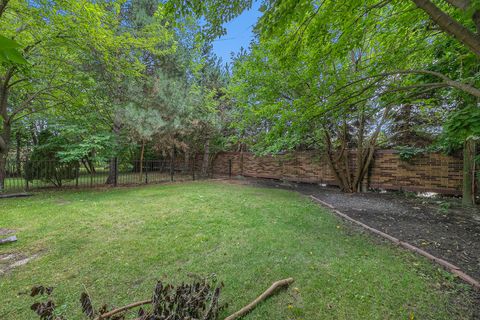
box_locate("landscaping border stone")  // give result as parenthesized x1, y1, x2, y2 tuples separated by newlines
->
(309, 195, 480, 291)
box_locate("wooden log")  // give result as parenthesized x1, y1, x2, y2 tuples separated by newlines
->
(224, 278, 294, 320)
(97, 299, 151, 319)
(0, 235, 17, 245)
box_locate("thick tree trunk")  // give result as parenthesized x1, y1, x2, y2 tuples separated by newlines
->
(0, 153, 7, 192)
(0, 69, 12, 192)
(0, 122, 11, 192)
(462, 138, 476, 206)
(201, 138, 210, 176)
(411, 0, 480, 57)
(323, 126, 351, 192)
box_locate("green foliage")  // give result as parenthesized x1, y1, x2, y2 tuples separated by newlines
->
(396, 146, 429, 162)
(228, 0, 480, 159)
(165, 0, 253, 39)
(0, 35, 27, 65)
(442, 106, 480, 148)
(55, 126, 115, 164)
(25, 131, 77, 187)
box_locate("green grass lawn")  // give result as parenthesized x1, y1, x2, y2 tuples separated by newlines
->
(0, 181, 474, 319)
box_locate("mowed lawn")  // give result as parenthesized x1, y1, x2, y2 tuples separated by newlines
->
(0, 182, 474, 319)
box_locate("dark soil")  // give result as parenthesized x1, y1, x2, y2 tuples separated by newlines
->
(232, 177, 480, 318)
(304, 187, 480, 281)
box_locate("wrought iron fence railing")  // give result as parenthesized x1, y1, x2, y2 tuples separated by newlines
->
(0, 157, 214, 194)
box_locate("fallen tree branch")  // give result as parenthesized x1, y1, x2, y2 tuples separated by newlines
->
(224, 278, 294, 320)
(97, 299, 151, 319)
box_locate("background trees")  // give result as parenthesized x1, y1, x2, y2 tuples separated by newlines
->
(0, 0, 478, 204)
(228, 0, 479, 201)
(0, 0, 230, 189)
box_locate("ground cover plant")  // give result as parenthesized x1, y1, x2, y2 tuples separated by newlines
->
(0, 182, 475, 319)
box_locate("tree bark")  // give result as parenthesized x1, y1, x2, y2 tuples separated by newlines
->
(0, 0, 10, 20)
(323, 125, 350, 192)
(462, 138, 476, 206)
(0, 70, 12, 192)
(0, 151, 7, 192)
(411, 0, 480, 58)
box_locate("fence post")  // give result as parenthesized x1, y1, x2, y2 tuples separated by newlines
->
(24, 159, 29, 191)
(170, 146, 175, 182)
(228, 159, 232, 179)
(145, 160, 148, 184)
(114, 157, 118, 187)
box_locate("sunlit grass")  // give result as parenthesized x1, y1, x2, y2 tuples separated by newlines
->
(0, 181, 474, 319)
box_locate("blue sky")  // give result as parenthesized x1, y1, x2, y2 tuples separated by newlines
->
(212, 2, 263, 66)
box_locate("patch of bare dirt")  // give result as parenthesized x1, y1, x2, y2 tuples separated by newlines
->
(0, 228, 15, 236)
(0, 252, 41, 275)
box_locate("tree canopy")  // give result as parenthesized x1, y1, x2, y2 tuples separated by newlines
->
(0, 0, 478, 202)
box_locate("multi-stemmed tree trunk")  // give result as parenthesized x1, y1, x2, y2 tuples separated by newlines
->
(323, 106, 391, 193)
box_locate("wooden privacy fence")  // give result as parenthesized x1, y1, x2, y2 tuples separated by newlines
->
(208, 150, 467, 195)
(1, 150, 470, 195)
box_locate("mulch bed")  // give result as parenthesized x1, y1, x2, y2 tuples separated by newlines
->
(302, 187, 480, 281)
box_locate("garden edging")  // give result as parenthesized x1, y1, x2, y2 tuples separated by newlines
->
(309, 195, 480, 291)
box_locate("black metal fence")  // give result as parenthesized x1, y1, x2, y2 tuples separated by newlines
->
(0, 157, 215, 194)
